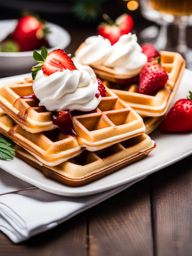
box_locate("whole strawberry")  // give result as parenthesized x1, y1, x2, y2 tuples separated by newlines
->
(139, 63, 168, 95)
(12, 15, 48, 51)
(142, 43, 160, 62)
(98, 14, 134, 45)
(160, 92, 192, 133)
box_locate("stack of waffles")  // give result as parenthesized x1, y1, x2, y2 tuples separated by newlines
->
(0, 78, 155, 186)
(81, 51, 185, 134)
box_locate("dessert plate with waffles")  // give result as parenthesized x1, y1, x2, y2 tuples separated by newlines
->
(0, 34, 191, 196)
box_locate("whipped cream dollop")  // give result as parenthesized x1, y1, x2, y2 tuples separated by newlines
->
(75, 35, 111, 65)
(75, 33, 147, 77)
(33, 61, 101, 112)
(104, 34, 147, 75)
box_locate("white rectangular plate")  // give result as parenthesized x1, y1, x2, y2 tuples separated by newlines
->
(0, 71, 191, 197)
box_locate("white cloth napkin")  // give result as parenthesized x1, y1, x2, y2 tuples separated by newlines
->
(0, 171, 143, 243)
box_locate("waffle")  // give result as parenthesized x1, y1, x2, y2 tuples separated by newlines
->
(0, 79, 145, 150)
(16, 134, 155, 186)
(144, 117, 163, 135)
(106, 51, 185, 117)
(0, 108, 81, 166)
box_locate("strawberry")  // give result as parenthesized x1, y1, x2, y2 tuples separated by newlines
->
(42, 49, 76, 75)
(139, 63, 168, 95)
(52, 110, 74, 134)
(142, 43, 160, 62)
(98, 14, 134, 45)
(32, 47, 76, 79)
(97, 79, 107, 97)
(160, 92, 192, 133)
(12, 15, 49, 52)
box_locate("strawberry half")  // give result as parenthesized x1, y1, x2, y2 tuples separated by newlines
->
(98, 14, 134, 45)
(42, 49, 76, 75)
(139, 62, 168, 95)
(160, 92, 192, 133)
(32, 47, 76, 79)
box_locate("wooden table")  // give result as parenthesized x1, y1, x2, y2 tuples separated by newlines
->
(0, 22, 192, 256)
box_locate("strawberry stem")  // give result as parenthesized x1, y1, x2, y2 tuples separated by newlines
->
(102, 13, 115, 26)
(187, 91, 192, 100)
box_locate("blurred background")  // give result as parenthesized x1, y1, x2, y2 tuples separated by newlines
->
(1, 0, 192, 73)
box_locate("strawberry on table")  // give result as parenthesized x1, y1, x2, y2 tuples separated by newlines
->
(32, 47, 76, 79)
(160, 91, 192, 133)
(98, 13, 134, 45)
(142, 43, 160, 62)
(12, 15, 49, 51)
(139, 62, 168, 95)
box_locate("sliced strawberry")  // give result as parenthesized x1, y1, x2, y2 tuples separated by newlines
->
(97, 79, 107, 97)
(42, 49, 76, 75)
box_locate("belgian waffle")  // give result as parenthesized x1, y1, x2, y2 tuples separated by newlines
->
(0, 79, 145, 150)
(144, 117, 163, 135)
(106, 52, 185, 117)
(16, 134, 155, 186)
(0, 108, 81, 166)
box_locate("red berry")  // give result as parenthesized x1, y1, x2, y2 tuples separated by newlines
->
(139, 63, 168, 95)
(97, 79, 107, 97)
(160, 96, 192, 133)
(142, 44, 160, 62)
(42, 49, 76, 76)
(52, 110, 74, 134)
(98, 14, 134, 45)
(12, 15, 47, 52)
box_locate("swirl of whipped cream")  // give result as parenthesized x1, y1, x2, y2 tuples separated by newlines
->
(33, 61, 101, 112)
(75, 35, 111, 65)
(104, 34, 147, 76)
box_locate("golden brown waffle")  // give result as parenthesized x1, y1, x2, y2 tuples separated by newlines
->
(0, 108, 81, 166)
(144, 117, 163, 135)
(0, 78, 56, 133)
(0, 79, 145, 150)
(73, 89, 145, 150)
(16, 134, 155, 186)
(106, 51, 185, 117)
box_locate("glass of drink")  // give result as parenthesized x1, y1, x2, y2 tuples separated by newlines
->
(148, 0, 192, 67)
(140, 0, 174, 49)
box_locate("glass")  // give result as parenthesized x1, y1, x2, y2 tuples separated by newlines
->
(141, 0, 192, 67)
(150, 0, 192, 16)
(140, 0, 174, 49)
(148, 0, 192, 67)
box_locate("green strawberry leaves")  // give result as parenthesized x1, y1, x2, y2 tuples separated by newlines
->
(32, 46, 48, 80)
(0, 135, 15, 160)
(187, 91, 192, 100)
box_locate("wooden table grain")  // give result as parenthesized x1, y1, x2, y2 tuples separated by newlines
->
(0, 21, 192, 256)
